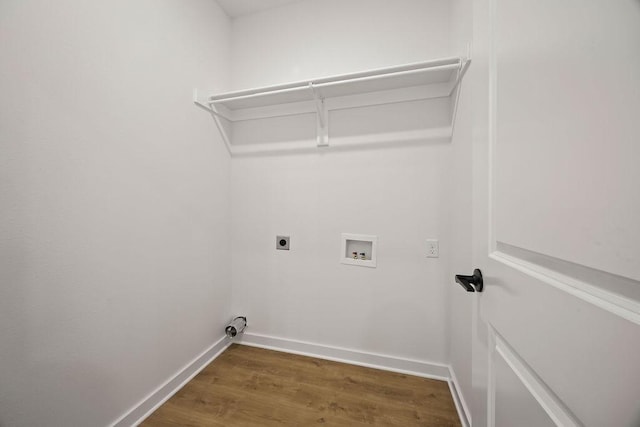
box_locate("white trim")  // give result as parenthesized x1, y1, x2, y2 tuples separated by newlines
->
(109, 336, 231, 427)
(237, 332, 450, 381)
(487, 0, 498, 254)
(488, 327, 581, 427)
(490, 251, 640, 326)
(487, 322, 497, 427)
(448, 367, 472, 427)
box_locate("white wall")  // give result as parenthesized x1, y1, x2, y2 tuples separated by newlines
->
(230, 0, 457, 364)
(0, 1, 232, 426)
(230, 0, 452, 89)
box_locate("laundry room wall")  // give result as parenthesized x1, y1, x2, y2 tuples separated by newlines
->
(0, 1, 232, 425)
(229, 0, 458, 365)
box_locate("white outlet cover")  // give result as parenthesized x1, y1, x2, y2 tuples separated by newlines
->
(426, 239, 439, 258)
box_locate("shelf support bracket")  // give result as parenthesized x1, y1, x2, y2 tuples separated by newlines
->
(193, 89, 233, 156)
(449, 54, 472, 134)
(309, 83, 329, 147)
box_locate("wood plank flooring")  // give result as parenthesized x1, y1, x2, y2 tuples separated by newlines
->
(141, 344, 461, 426)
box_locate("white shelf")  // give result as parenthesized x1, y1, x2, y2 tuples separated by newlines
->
(210, 57, 460, 110)
(194, 55, 471, 155)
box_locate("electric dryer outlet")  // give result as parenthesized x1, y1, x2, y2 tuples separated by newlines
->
(276, 236, 290, 250)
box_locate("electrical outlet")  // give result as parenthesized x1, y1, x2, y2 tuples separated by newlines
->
(426, 239, 439, 258)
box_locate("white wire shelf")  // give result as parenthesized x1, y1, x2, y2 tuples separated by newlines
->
(194, 55, 471, 155)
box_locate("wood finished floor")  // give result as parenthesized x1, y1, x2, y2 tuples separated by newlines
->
(142, 344, 461, 426)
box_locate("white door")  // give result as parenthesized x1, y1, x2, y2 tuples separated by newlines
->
(466, 0, 640, 426)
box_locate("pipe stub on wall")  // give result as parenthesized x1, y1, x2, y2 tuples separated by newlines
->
(225, 316, 247, 338)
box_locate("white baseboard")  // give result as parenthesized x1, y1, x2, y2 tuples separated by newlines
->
(109, 332, 471, 427)
(448, 366, 471, 427)
(237, 332, 451, 381)
(109, 335, 231, 427)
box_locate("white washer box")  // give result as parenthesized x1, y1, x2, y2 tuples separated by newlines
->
(340, 233, 377, 268)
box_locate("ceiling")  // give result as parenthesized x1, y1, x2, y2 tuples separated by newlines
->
(216, 0, 303, 18)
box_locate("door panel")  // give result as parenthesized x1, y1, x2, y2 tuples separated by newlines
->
(492, 333, 558, 427)
(470, 0, 640, 426)
(493, 0, 640, 283)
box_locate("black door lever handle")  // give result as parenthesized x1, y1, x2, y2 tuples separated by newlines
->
(455, 269, 483, 292)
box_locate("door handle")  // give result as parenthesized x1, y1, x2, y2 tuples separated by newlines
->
(455, 269, 483, 292)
